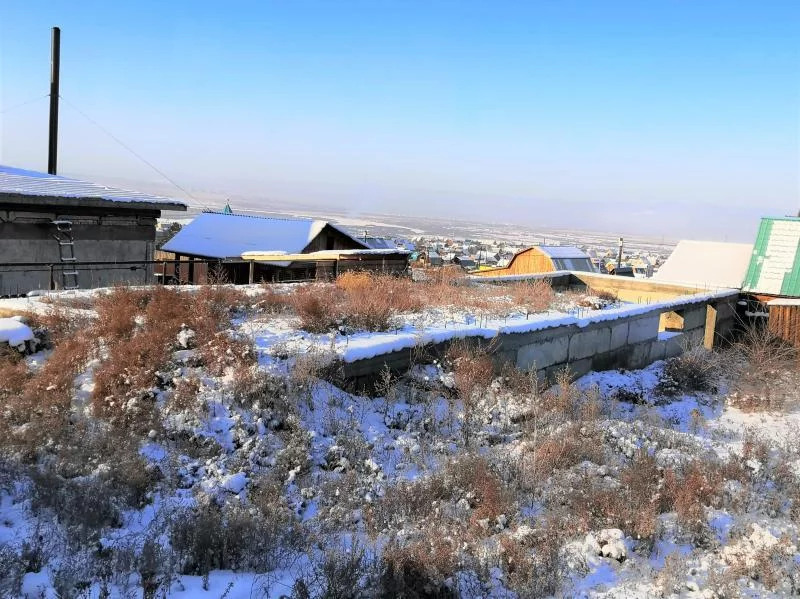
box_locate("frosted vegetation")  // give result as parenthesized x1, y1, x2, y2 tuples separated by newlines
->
(0, 281, 798, 598)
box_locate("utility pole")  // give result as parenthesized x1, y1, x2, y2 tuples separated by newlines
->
(617, 237, 624, 269)
(48, 26, 61, 175)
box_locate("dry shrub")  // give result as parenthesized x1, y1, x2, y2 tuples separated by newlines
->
(447, 341, 494, 400)
(92, 329, 171, 432)
(368, 455, 511, 536)
(656, 346, 719, 396)
(94, 286, 152, 341)
(91, 286, 251, 428)
(574, 451, 663, 544)
(171, 376, 202, 412)
(229, 364, 291, 416)
(445, 341, 494, 447)
(498, 519, 564, 598)
(21, 304, 83, 347)
(380, 533, 458, 598)
(290, 284, 342, 333)
(591, 288, 618, 302)
(30, 470, 121, 544)
(335, 271, 373, 293)
(5, 336, 94, 455)
(170, 494, 301, 575)
(510, 279, 555, 316)
(255, 285, 293, 314)
(521, 424, 606, 492)
(291, 273, 422, 333)
(726, 325, 798, 412)
(663, 459, 723, 541)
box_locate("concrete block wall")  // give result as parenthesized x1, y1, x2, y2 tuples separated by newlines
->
(340, 292, 741, 392)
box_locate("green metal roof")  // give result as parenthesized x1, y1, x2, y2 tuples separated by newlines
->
(742, 216, 800, 296)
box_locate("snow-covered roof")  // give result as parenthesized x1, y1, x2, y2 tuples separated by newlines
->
(536, 245, 591, 259)
(0, 164, 186, 211)
(162, 212, 367, 259)
(654, 240, 754, 289)
(742, 217, 800, 296)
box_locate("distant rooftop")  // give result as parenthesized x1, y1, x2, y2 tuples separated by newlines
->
(0, 164, 187, 212)
(654, 240, 753, 289)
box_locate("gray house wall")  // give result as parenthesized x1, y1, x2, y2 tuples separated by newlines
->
(0, 207, 159, 296)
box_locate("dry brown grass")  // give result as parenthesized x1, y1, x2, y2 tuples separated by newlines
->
(663, 460, 723, 539)
(287, 270, 555, 333)
(368, 455, 511, 536)
(1, 336, 94, 456)
(445, 341, 495, 447)
(725, 325, 799, 412)
(371, 455, 513, 597)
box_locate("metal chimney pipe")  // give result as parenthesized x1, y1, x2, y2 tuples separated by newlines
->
(48, 26, 61, 175)
(617, 237, 623, 269)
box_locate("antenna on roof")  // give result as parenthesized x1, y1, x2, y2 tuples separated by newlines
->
(48, 26, 61, 175)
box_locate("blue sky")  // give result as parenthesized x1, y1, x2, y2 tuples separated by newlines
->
(1, 1, 798, 240)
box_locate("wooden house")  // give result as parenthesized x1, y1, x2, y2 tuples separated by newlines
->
(471, 245, 595, 277)
(161, 212, 407, 283)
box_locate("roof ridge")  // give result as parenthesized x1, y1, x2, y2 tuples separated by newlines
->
(201, 210, 321, 224)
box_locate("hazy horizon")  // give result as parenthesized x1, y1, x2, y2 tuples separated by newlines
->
(2, 1, 798, 242)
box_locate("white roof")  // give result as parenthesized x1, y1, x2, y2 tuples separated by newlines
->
(653, 240, 753, 289)
(162, 212, 366, 259)
(0, 164, 186, 211)
(536, 245, 591, 259)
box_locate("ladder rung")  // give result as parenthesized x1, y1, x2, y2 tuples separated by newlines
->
(58, 241, 74, 246)
(63, 271, 79, 276)
(61, 257, 77, 262)
(51, 220, 72, 225)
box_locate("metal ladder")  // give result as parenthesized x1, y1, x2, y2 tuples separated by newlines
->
(51, 220, 79, 290)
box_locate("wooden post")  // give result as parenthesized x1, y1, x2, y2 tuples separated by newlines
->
(248, 260, 255, 284)
(704, 305, 717, 350)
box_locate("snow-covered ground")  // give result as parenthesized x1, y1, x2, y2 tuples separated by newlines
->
(0, 286, 798, 598)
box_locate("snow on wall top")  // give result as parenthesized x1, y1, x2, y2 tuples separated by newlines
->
(536, 245, 591, 259)
(654, 240, 754, 290)
(162, 212, 367, 259)
(742, 217, 800, 296)
(0, 164, 186, 210)
(338, 288, 738, 363)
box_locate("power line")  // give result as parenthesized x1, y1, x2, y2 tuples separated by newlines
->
(58, 94, 205, 206)
(0, 94, 49, 114)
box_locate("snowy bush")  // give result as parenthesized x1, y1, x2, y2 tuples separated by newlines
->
(656, 346, 719, 396)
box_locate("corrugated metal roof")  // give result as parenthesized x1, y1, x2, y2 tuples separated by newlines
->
(362, 236, 395, 250)
(653, 240, 753, 289)
(0, 164, 186, 210)
(162, 212, 367, 259)
(742, 217, 800, 296)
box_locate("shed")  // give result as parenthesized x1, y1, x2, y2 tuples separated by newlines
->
(742, 216, 800, 297)
(653, 240, 753, 289)
(161, 212, 373, 283)
(0, 165, 186, 296)
(767, 298, 800, 348)
(472, 245, 595, 277)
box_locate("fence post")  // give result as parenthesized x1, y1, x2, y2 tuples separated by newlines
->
(248, 260, 255, 284)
